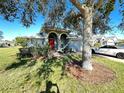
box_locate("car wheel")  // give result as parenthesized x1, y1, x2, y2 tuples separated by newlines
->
(92, 49, 95, 54)
(116, 53, 124, 59)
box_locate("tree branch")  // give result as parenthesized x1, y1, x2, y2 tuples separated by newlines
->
(70, 0, 85, 13)
(74, 13, 82, 19)
(95, 0, 103, 10)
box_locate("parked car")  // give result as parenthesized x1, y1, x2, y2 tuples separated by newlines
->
(92, 45, 124, 59)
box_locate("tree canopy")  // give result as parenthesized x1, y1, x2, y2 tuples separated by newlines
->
(0, 0, 123, 33)
(118, 0, 124, 31)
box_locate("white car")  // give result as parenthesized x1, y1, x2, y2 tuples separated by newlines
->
(92, 45, 124, 59)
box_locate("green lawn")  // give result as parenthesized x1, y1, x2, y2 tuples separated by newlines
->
(0, 47, 124, 93)
(0, 47, 20, 70)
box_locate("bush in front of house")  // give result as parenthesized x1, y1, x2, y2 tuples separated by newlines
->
(30, 43, 50, 58)
(15, 37, 29, 48)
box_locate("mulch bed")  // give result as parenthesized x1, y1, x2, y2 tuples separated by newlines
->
(66, 61, 116, 85)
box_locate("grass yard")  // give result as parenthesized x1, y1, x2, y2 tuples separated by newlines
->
(0, 47, 20, 70)
(0, 47, 124, 93)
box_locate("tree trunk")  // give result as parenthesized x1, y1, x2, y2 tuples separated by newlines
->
(82, 5, 93, 70)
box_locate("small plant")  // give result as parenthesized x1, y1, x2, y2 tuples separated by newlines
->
(35, 55, 71, 80)
(30, 43, 50, 58)
(94, 42, 101, 48)
(39, 44, 50, 57)
(37, 58, 54, 79)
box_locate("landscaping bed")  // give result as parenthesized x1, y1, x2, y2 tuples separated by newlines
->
(66, 61, 116, 84)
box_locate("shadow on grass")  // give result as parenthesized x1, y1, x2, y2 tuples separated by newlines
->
(40, 81, 60, 93)
(5, 58, 31, 70)
(37, 54, 82, 80)
(37, 58, 55, 79)
(66, 55, 82, 67)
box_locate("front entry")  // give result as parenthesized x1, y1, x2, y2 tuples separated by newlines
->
(49, 38, 55, 49)
(48, 33, 58, 50)
(60, 34, 68, 48)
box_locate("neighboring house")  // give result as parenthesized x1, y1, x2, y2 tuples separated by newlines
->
(0, 40, 14, 47)
(102, 36, 118, 46)
(27, 27, 82, 52)
(102, 37, 117, 46)
(93, 35, 118, 46)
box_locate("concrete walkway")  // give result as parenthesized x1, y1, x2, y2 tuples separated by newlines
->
(96, 54, 124, 63)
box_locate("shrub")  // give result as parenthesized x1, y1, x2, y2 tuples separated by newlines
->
(15, 37, 29, 48)
(94, 42, 101, 48)
(30, 43, 50, 58)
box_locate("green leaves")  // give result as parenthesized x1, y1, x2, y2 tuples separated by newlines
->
(119, 0, 123, 3)
(0, 0, 18, 21)
(15, 37, 29, 47)
(0, 0, 122, 33)
(104, 0, 115, 18)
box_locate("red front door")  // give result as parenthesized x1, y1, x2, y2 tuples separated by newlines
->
(49, 38, 55, 49)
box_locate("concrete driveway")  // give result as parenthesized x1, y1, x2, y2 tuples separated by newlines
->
(95, 54, 124, 63)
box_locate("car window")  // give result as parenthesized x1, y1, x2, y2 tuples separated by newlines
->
(100, 46, 108, 48)
(108, 46, 117, 49)
(100, 46, 117, 49)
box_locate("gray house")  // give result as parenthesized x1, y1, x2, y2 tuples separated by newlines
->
(27, 27, 82, 52)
